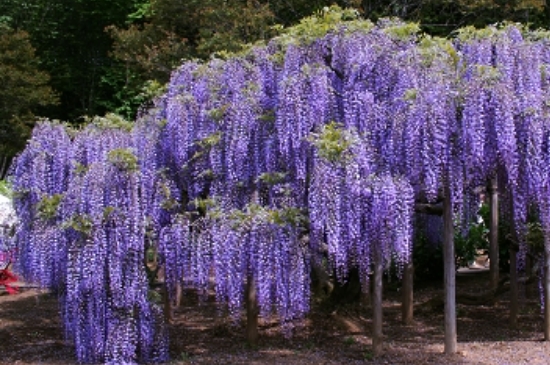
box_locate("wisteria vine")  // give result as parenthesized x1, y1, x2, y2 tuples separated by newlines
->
(9, 8, 550, 363)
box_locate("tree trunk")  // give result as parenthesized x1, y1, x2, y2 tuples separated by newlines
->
(246, 275, 259, 346)
(526, 253, 533, 283)
(0, 155, 8, 180)
(247, 190, 260, 346)
(509, 246, 518, 330)
(312, 260, 333, 297)
(402, 261, 413, 325)
(163, 282, 173, 323)
(544, 243, 550, 341)
(489, 177, 499, 290)
(372, 248, 384, 356)
(443, 193, 457, 354)
(163, 282, 183, 322)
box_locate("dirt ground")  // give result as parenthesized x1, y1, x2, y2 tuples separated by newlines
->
(1, 270, 549, 365)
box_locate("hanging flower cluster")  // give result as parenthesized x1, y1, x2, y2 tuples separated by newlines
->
(11, 119, 169, 364)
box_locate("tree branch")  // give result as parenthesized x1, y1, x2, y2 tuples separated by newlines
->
(415, 202, 443, 215)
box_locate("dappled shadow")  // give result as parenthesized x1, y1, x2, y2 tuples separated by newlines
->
(0, 270, 547, 365)
(0, 290, 74, 364)
(167, 271, 545, 365)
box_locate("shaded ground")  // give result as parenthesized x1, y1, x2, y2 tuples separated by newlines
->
(0, 270, 549, 365)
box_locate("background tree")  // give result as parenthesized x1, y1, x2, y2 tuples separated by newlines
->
(0, 0, 144, 121)
(361, 0, 547, 35)
(0, 0, 548, 126)
(107, 0, 366, 119)
(0, 25, 57, 178)
(107, 1, 276, 94)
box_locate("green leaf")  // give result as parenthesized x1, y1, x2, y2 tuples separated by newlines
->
(309, 121, 354, 163)
(36, 194, 63, 220)
(107, 148, 139, 172)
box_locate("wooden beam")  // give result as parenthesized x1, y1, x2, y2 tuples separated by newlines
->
(415, 203, 443, 215)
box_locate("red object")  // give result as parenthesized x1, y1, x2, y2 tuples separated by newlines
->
(0, 267, 19, 294)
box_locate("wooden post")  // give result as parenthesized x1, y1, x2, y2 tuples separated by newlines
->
(175, 282, 182, 307)
(489, 177, 499, 290)
(402, 261, 414, 325)
(443, 193, 457, 354)
(544, 243, 550, 341)
(509, 245, 518, 330)
(246, 275, 259, 346)
(372, 247, 384, 356)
